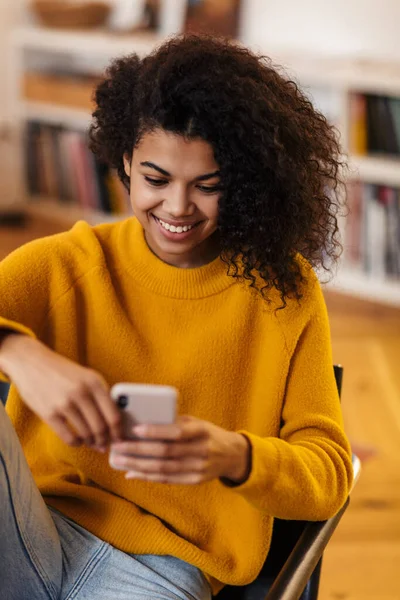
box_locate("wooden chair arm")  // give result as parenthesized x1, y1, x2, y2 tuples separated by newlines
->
(264, 454, 361, 600)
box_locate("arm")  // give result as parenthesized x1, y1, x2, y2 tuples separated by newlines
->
(220, 279, 353, 521)
(0, 231, 122, 448)
(0, 238, 56, 381)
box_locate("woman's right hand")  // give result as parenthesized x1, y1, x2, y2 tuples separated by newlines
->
(0, 333, 122, 450)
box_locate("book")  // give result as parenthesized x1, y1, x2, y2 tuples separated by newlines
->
(377, 96, 398, 155)
(25, 121, 41, 196)
(388, 97, 400, 154)
(24, 121, 133, 217)
(345, 180, 363, 266)
(363, 184, 386, 278)
(383, 186, 399, 276)
(349, 93, 367, 155)
(365, 94, 399, 155)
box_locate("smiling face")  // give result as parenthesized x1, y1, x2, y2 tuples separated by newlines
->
(123, 129, 223, 268)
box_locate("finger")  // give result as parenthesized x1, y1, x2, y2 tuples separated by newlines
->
(63, 402, 95, 446)
(48, 414, 83, 447)
(111, 439, 208, 459)
(92, 380, 122, 442)
(133, 417, 206, 441)
(112, 455, 206, 475)
(125, 471, 204, 485)
(77, 392, 109, 448)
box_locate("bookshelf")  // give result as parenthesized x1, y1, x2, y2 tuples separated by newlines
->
(24, 102, 90, 130)
(6, 25, 400, 305)
(6, 25, 161, 225)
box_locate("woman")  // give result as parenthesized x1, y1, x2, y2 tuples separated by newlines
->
(0, 35, 353, 599)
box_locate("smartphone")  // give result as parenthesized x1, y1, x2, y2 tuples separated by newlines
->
(111, 383, 178, 439)
(109, 383, 178, 470)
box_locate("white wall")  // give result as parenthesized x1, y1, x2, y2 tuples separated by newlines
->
(240, 0, 400, 59)
(0, 0, 25, 118)
(0, 0, 26, 204)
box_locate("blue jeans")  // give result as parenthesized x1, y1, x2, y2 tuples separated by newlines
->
(0, 402, 212, 599)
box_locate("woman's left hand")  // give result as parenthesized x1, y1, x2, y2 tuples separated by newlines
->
(109, 415, 251, 485)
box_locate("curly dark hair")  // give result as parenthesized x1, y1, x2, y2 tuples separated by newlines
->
(89, 34, 346, 306)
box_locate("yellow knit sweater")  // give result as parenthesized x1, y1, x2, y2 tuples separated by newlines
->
(0, 217, 353, 595)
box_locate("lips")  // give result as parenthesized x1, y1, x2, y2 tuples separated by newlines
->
(151, 213, 202, 240)
(152, 215, 199, 228)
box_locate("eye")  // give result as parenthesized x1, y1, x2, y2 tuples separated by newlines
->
(197, 184, 222, 194)
(144, 176, 168, 187)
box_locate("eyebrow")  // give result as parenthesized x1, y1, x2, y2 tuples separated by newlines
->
(140, 161, 220, 181)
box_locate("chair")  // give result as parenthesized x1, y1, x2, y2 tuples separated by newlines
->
(0, 367, 360, 600)
(217, 365, 361, 600)
(0, 381, 9, 405)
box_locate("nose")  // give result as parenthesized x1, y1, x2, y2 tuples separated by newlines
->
(163, 183, 195, 218)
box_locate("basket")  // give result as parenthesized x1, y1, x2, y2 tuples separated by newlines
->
(31, 1, 111, 29)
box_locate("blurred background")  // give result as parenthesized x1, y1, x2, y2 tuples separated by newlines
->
(0, 1, 399, 598)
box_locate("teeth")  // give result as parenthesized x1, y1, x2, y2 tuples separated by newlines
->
(157, 217, 193, 233)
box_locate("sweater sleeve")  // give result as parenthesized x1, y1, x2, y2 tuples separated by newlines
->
(221, 279, 354, 521)
(0, 223, 95, 382)
(0, 235, 65, 381)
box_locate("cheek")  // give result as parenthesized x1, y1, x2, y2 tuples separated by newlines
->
(200, 196, 220, 223)
(130, 178, 160, 213)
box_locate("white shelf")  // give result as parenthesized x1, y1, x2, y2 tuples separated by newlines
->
(333, 58, 400, 97)
(26, 198, 127, 226)
(265, 47, 400, 97)
(327, 267, 400, 306)
(349, 155, 400, 187)
(11, 26, 400, 97)
(23, 101, 91, 129)
(10, 25, 161, 58)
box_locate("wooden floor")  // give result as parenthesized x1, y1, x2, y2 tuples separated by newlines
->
(1, 214, 400, 600)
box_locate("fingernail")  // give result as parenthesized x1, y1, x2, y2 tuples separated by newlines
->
(133, 425, 148, 435)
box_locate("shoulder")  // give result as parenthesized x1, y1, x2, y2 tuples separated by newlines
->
(250, 254, 324, 316)
(1, 219, 121, 281)
(270, 255, 328, 349)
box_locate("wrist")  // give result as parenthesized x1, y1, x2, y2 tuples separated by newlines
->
(0, 333, 39, 378)
(223, 432, 252, 485)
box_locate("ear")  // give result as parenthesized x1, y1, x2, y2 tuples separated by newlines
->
(123, 154, 132, 178)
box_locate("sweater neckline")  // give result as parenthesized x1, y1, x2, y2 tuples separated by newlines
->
(117, 217, 235, 298)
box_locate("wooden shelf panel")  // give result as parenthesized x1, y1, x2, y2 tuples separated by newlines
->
(23, 72, 99, 113)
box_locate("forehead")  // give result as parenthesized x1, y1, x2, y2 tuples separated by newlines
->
(133, 129, 219, 177)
